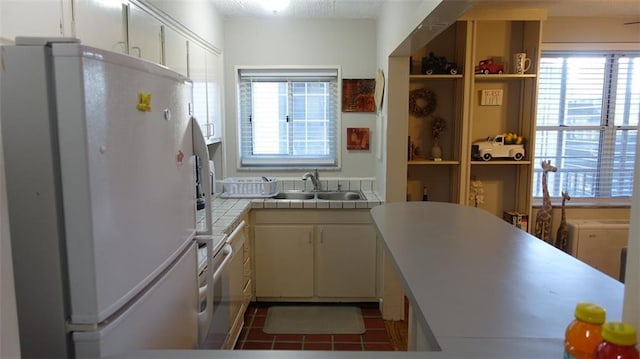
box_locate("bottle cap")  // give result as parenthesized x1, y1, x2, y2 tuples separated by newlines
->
(602, 322, 637, 346)
(574, 302, 606, 324)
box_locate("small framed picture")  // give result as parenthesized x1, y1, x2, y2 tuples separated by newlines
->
(342, 79, 376, 112)
(347, 128, 370, 150)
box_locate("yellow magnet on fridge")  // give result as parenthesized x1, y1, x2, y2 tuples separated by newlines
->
(137, 92, 152, 112)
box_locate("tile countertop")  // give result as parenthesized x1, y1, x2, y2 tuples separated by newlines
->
(196, 185, 383, 268)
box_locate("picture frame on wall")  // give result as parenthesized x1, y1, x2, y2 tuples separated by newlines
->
(347, 128, 370, 150)
(342, 79, 376, 112)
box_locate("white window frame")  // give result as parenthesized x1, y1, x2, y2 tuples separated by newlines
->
(533, 49, 640, 203)
(235, 65, 342, 170)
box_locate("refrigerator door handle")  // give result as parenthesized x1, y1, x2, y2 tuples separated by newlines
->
(192, 117, 212, 235)
(195, 235, 214, 346)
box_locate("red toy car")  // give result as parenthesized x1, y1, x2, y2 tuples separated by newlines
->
(474, 58, 504, 74)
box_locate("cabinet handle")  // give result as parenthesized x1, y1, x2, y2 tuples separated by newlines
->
(131, 46, 142, 58)
(114, 41, 127, 54)
(319, 229, 324, 244)
(308, 232, 312, 245)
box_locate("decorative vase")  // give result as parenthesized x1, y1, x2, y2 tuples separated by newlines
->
(431, 139, 442, 160)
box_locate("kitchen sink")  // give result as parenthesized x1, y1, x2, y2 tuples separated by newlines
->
(272, 191, 364, 201)
(273, 191, 316, 200)
(316, 191, 363, 200)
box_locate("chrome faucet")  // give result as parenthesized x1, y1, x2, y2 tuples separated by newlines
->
(302, 169, 321, 191)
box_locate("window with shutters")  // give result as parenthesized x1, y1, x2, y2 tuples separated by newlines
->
(236, 67, 340, 168)
(534, 52, 640, 200)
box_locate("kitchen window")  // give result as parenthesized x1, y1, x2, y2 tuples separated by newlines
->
(534, 52, 640, 200)
(237, 67, 340, 168)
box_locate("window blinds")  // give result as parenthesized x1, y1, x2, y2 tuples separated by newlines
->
(237, 67, 339, 168)
(534, 52, 640, 199)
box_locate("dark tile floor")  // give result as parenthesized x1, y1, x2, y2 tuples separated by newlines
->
(234, 302, 396, 351)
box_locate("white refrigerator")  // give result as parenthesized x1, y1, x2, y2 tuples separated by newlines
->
(1, 38, 213, 358)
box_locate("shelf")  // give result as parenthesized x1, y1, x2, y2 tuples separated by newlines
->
(408, 160, 460, 165)
(470, 160, 531, 165)
(403, 18, 542, 214)
(410, 74, 464, 80)
(474, 74, 537, 81)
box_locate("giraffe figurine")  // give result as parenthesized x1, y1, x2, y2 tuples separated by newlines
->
(555, 191, 571, 252)
(534, 160, 557, 243)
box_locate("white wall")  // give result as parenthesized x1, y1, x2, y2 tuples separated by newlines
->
(625, 140, 640, 336)
(543, 16, 640, 44)
(221, 18, 377, 179)
(375, 1, 414, 202)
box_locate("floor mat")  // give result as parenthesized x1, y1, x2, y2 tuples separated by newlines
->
(263, 305, 365, 334)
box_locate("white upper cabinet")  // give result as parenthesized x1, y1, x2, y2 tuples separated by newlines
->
(161, 26, 188, 77)
(188, 42, 222, 143)
(1, 0, 69, 42)
(127, 2, 162, 63)
(1, 0, 223, 144)
(205, 50, 223, 142)
(74, 0, 126, 53)
(188, 41, 209, 140)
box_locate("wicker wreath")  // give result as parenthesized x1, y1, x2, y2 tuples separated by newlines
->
(409, 88, 437, 117)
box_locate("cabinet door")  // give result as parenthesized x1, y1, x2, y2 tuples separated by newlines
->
(128, 3, 162, 63)
(253, 225, 314, 298)
(1, 0, 66, 41)
(74, 0, 127, 53)
(205, 49, 223, 142)
(316, 225, 377, 298)
(188, 42, 209, 139)
(162, 26, 188, 76)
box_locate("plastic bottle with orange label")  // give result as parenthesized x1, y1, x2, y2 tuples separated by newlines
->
(594, 322, 639, 359)
(564, 302, 606, 359)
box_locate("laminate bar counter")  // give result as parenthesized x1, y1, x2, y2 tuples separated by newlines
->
(370, 201, 624, 357)
(114, 201, 624, 359)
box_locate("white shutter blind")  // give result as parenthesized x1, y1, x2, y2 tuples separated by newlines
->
(238, 67, 339, 168)
(610, 55, 639, 196)
(534, 52, 640, 199)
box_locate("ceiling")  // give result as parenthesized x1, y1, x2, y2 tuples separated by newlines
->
(212, 0, 385, 19)
(211, 0, 640, 19)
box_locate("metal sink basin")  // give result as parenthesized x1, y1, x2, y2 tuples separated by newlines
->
(273, 191, 315, 200)
(316, 191, 363, 201)
(272, 190, 365, 201)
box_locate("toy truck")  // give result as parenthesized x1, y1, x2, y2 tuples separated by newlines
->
(472, 134, 525, 161)
(421, 52, 459, 75)
(474, 58, 504, 74)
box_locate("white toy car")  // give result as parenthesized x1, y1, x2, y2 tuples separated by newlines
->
(472, 134, 525, 161)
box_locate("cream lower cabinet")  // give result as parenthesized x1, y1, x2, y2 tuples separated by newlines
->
(252, 209, 378, 301)
(316, 225, 377, 298)
(254, 225, 315, 298)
